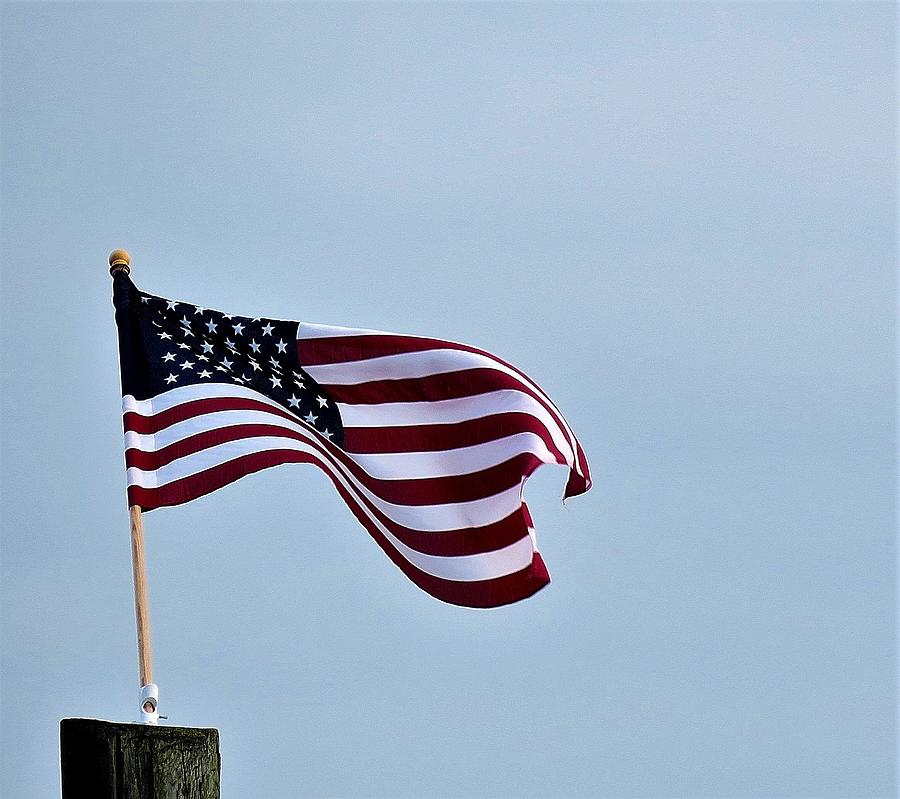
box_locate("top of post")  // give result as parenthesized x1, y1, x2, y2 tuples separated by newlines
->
(109, 249, 131, 277)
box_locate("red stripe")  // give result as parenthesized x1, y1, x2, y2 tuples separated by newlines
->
(324, 368, 549, 406)
(300, 333, 592, 482)
(128, 451, 551, 607)
(298, 334, 482, 366)
(342, 411, 565, 463)
(126, 422, 543, 506)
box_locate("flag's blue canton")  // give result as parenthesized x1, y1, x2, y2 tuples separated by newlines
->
(116, 277, 344, 447)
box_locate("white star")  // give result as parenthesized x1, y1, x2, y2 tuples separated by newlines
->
(180, 360, 194, 370)
(198, 369, 212, 378)
(225, 338, 237, 352)
(287, 395, 302, 408)
(221, 357, 233, 369)
(205, 319, 217, 333)
(193, 306, 205, 315)
(233, 322, 245, 335)
(250, 317, 261, 323)
(222, 314, 233, 320)
(151, 321, 162, 328)
(275, 339, 288, 353)
(201, 341, 214, 354)
(166, 300, 178, 311)
(157, 331, 172, 340)
(322, 429, 333, 439)
(261, 322, 274, 336)
(269, 375, 282, 388)
(140, 295, 150, 304)
(181, 326, 194, 337)
(269, 357, 281, 371)
(215, 365, 227, 372)
(180, 316, 192, 328)
(197, 354, 209, 362)
(249, 339, 261, 353)
(162, 352, 176, 362)
(303, 411, 318, 425)
(165, 373, 178, 384)
(316, 396, 328, 408)
(177, 342, 191, 350)
(237, 373, 250, 383)
(249, 359, 261, 372)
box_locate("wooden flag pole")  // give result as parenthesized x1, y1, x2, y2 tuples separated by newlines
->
(110, 249, 159, 724)
(130, 505, 154, 688)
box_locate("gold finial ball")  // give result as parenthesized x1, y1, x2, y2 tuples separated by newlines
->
(108, 249, 131, 276)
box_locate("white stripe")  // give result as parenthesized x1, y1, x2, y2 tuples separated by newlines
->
(349, 432, 557, 479)
(123, 383, 287, 416)
(127, 436, 533, 581)
(306, 347, 523, 386)
(124, 408, 311, 452)
(297, 322, 394, 340)
(296, 323, 471, 344)
(127, 435, 523, 532)
(408, 534, 533, 582)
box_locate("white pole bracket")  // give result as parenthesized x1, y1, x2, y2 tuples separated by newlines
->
(139, 682, 159, 725)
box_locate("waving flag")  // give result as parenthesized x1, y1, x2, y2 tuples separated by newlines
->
(113, 272, 591, 607)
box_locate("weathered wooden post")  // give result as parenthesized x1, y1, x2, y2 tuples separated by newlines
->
(60, 718, 220, 799)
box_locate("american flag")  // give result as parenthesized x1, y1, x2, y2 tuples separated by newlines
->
(113, 273, 591, 607)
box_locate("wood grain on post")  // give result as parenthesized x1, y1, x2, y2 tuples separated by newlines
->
(60, 718, 220, 799)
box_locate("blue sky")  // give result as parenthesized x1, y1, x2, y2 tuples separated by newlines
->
(0, 3, 895, 797)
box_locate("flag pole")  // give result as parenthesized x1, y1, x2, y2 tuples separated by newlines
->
(109, 249, 159, 725)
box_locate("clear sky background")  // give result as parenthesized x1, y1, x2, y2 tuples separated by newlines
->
(0, 3, 895, 798)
